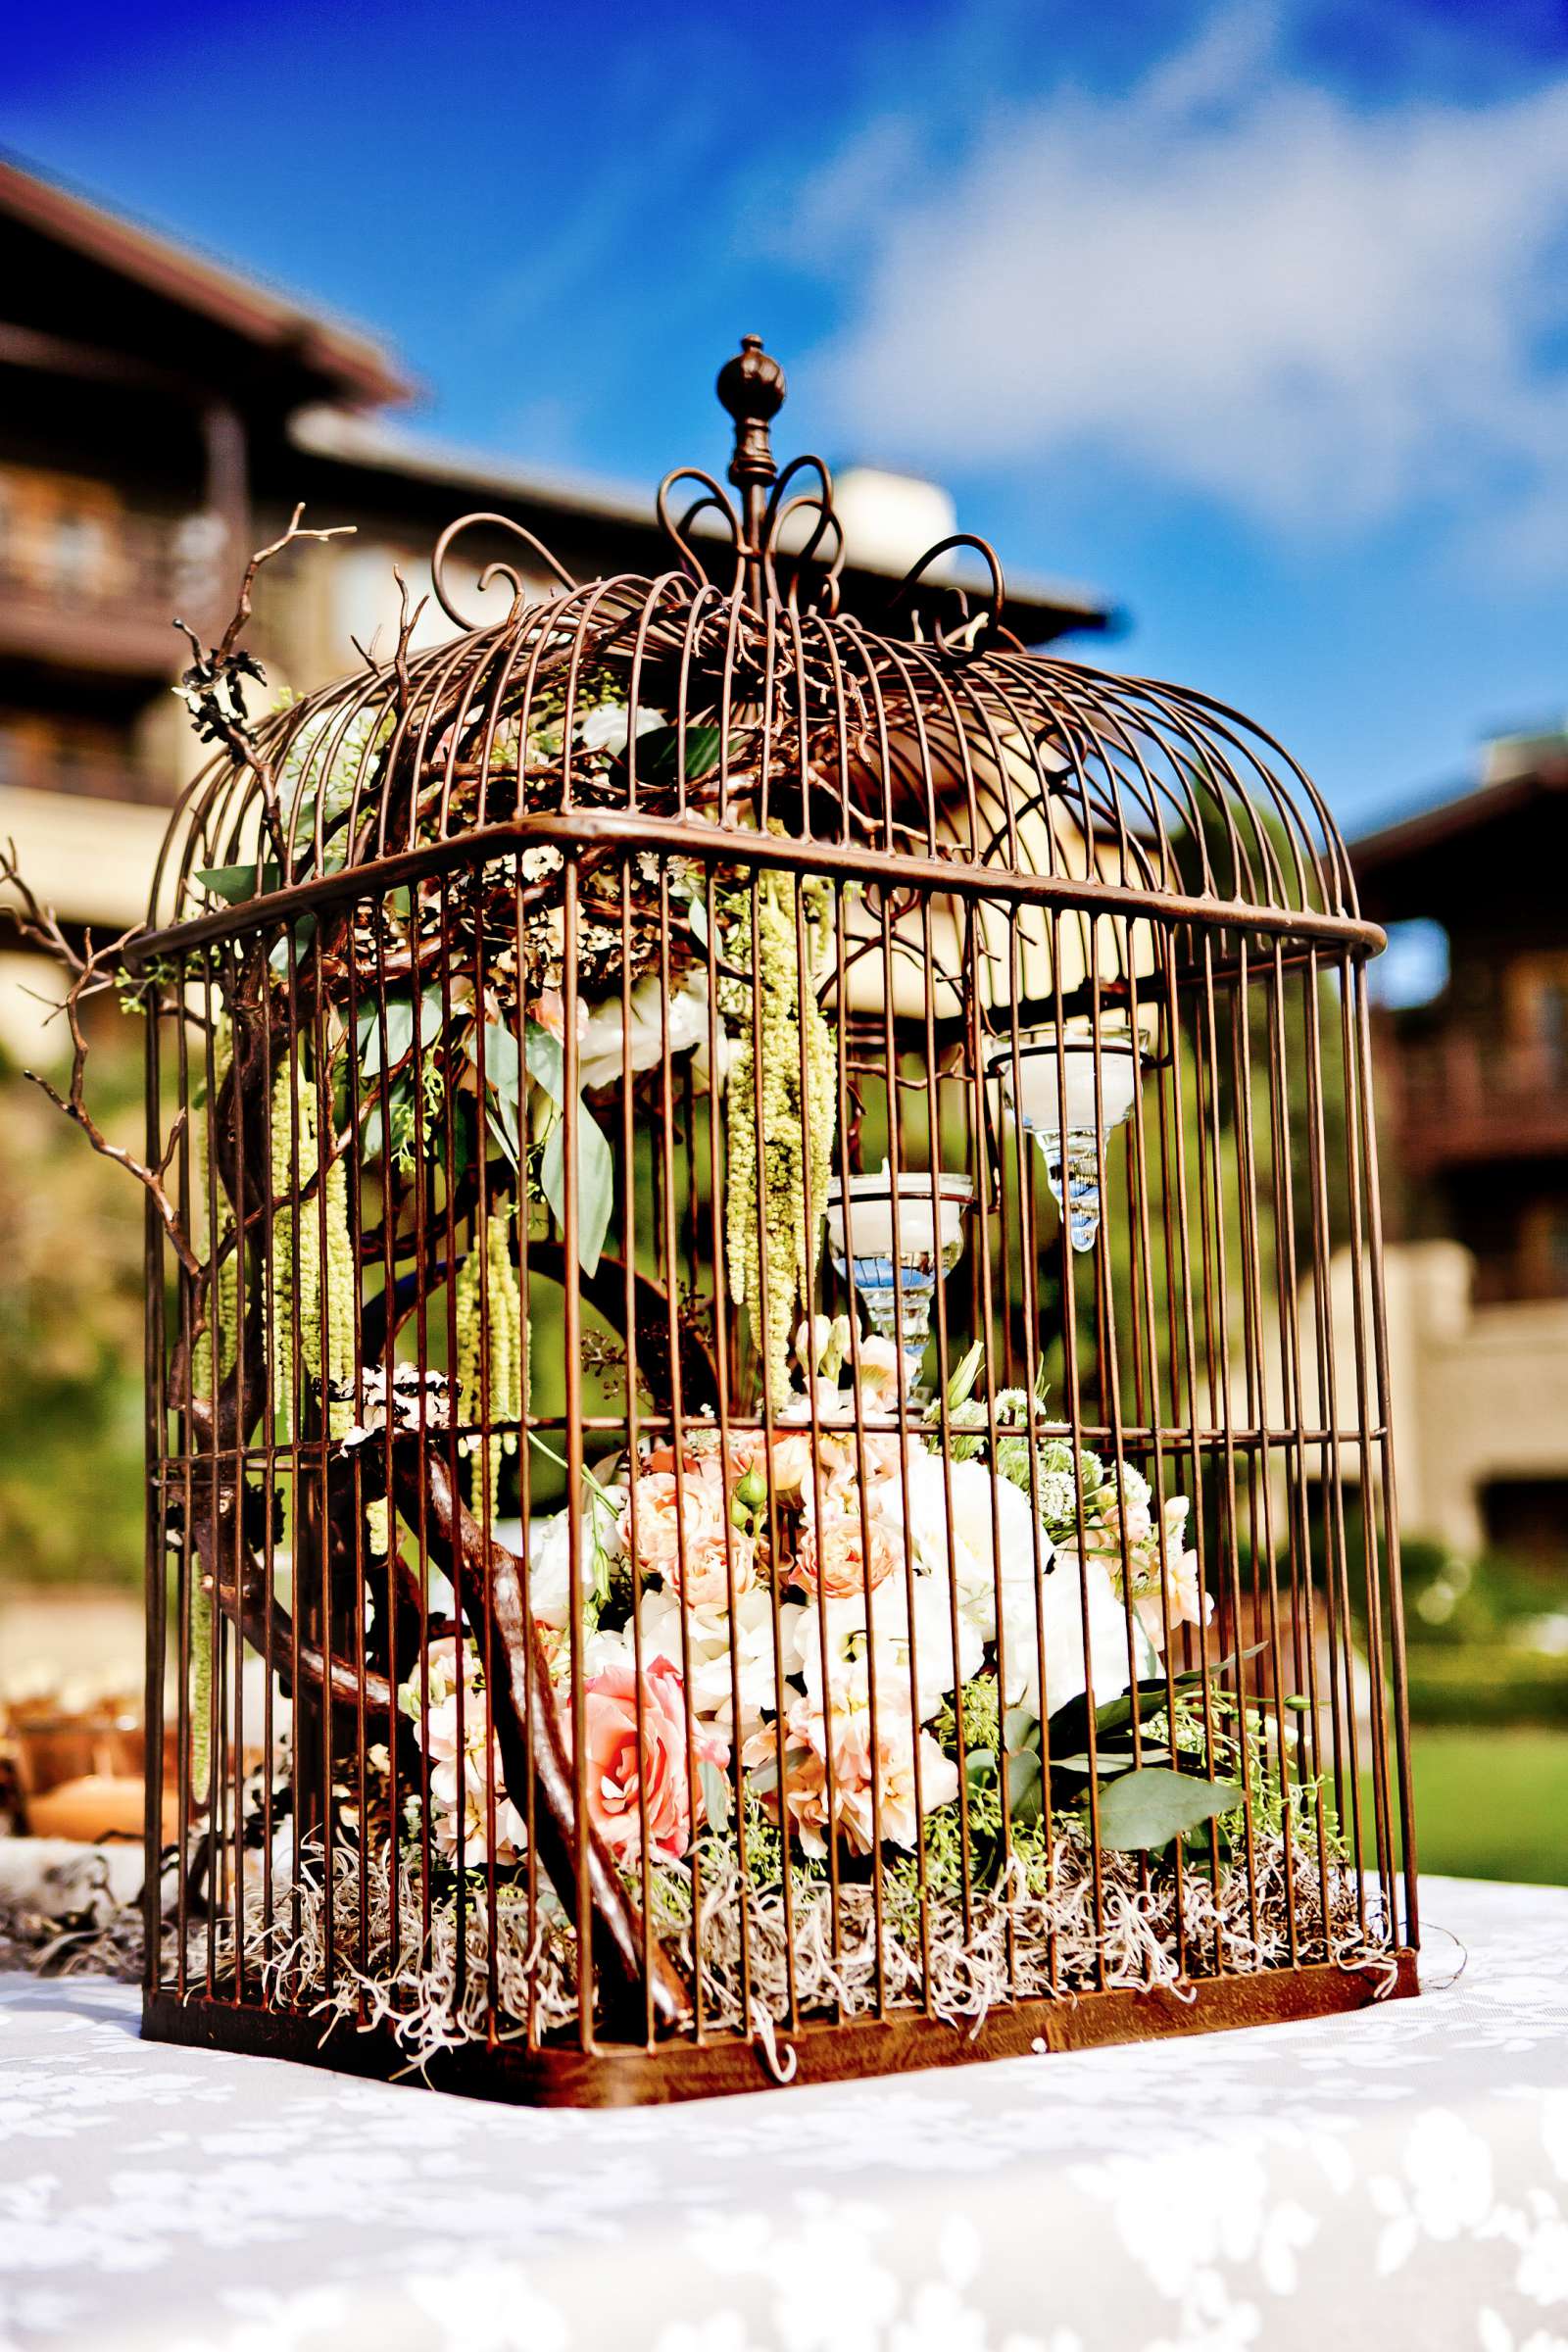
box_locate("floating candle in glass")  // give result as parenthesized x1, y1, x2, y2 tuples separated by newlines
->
(824, 1163, 973, 1389)
(991, 1036, 1141, 1252)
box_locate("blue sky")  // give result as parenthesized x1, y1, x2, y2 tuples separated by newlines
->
(8, 0, 1568, 832)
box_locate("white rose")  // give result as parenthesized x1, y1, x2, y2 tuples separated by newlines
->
(1003, 1547, 1135, 1721)
(577, 702, 664, 757)
(788, 1570, 976, 1734)
(898, 1451, 1051, 1642)
(524, 1495, 623, 1630)
(639, 1583, 797, 1736)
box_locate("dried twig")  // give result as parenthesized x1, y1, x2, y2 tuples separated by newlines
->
(389, 564, 428, 722)
(173, 503, 354, 859)
(0, 839, 199, 1279)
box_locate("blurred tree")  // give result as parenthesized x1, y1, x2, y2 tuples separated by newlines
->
(0, 1011, 146, 1587)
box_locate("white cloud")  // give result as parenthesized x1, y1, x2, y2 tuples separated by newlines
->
(800, 14, 1568, 548)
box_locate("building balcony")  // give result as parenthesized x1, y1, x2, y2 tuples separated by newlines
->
(0, 736, 171, 807)
(1392, 1033, 1568, 1172)
(0, 511, 220, 677)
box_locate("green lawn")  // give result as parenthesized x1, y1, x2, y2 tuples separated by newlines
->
(1368, 1727, 1568, 1886)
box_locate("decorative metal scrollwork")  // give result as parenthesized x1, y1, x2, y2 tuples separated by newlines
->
(430, 512, 577, 631)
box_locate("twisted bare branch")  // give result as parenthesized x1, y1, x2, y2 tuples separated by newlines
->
(173, 503, 355, 860)
(1, 839, 199, 1279)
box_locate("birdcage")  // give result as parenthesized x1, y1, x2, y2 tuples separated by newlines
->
(137, 338, 1417, 2104)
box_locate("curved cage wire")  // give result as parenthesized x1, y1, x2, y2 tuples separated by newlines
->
(139, 338, 1415, 2102)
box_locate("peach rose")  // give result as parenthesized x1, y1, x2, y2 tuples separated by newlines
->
(620, 1469, 756, 1606)
(768, 1432, 814, 1498)
(791, 1509, 903, 1601)
(1132, 1499, 1211, 1650)
(582, 1652, 728, 1863)
(743, 1693, 957, 1858)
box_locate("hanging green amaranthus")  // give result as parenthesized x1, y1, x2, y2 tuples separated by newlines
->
(723, 870, 837, 1405)
(268, 1049, 355, 1436)
(454, 1198, 522, 1522)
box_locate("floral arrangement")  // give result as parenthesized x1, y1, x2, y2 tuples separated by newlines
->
(395, 1322, 1221, 1890)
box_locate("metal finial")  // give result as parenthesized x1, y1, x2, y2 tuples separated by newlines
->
(716, 334, 786, 495)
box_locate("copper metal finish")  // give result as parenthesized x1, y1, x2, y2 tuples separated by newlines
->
(138, 337, 1417, 2102)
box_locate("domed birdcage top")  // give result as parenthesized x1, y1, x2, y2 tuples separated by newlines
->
(145, 336, 1375, 961)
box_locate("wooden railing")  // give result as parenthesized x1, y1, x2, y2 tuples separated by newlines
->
(0, 741, 172, 806)
(1393, 1032, 1568, 1169)
(0, 511, 214, 620)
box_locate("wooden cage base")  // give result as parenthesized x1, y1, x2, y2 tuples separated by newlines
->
(143, 1951, 1418, 2108)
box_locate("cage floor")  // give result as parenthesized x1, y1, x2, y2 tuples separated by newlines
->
(143, 1951, 1418, 2107)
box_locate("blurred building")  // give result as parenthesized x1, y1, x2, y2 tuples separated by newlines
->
(0, 154, 1114, 963)
(1350, 731, 1568, 1560)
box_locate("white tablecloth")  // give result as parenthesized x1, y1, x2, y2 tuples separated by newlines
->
(2, 1876, 1564, 2352)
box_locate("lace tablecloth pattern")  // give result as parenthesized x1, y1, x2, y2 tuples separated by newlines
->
(3, 1875, 1565, 2352)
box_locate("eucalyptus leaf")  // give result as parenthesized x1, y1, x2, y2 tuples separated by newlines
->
(267, 912, 316, 972)
(1007, 1772, 1044, 1831)
(1049, 1742, 1172, 1779)
(198, 861, 278, 905)
(1067, 1644, 1269, 1744)
(486, 1100, 520, 1172)
(698, 1759, 732, 1834)
(1003, 1746, 1043, 1817)
(361, 1074, 415, 1169)
(1091, 1767, 1241, 1853)
(539, 1097, 613, 1276)
(362, 997, 415, 1080)
(361, 985, 447, 1085)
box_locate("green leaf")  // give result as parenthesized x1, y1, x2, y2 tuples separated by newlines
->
(361, 1074, 415, 1167)
(362, 996, 415, 1079)
(267, 911, 316, 973)
(698, 1758, 732, 1835)
(1003, 1707, 1041, 1754)
(1049, 1743, 1170, 1779)
(198, 861, 278, 905)
(486, 1100, 520, 1171)
(539, 1096, 613, 1276)
(360, 987, 447, 1120)
(634, 722, 722, 784)
(520, 1022, 560, 1102)
(1091, 1766, 1241, 1853)
(1004, 1746, 1043, 1819)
